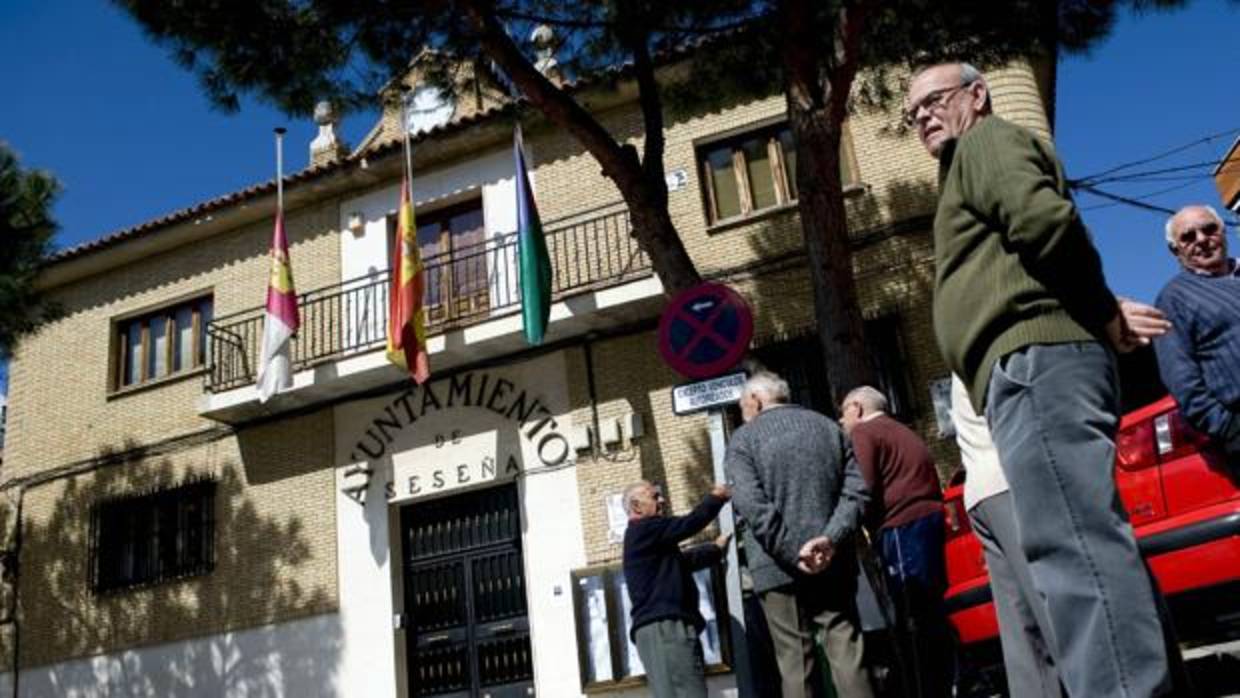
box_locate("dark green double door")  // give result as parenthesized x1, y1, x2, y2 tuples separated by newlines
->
(401, 485, 535, 697)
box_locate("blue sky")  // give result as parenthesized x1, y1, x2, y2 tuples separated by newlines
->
(1, 1, 1237, 393)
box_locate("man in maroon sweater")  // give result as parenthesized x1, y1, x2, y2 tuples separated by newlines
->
(840, 385, 949, 698)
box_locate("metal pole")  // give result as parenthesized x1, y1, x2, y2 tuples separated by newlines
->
(274, 127, 285, 208)
(708, 408, 754, 697)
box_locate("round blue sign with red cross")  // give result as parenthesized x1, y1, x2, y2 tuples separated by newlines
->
(657, 282, 754, 379)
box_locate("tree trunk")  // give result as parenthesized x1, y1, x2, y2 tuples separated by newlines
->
(780, 0, 878, 407)
(463, 2, 702, 294)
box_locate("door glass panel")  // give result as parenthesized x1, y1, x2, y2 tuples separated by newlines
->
(173, 305, 194, 372)
(148, 317, 168, 379)
(743, 136, 777, 210)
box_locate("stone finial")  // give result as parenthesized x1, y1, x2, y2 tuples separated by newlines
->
(310, 100, 349, 167)
(531, 24, 561, 81)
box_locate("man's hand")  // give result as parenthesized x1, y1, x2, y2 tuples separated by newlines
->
(796, 536, 835, 575)
(1106, 298, 1171, 353)
(710, 483, 732, 501)
(714, 531, 733, 550)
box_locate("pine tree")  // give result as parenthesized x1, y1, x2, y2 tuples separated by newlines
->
(0, 143, 60, 360)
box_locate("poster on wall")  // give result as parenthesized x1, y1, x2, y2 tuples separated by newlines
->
(929, 377, 955, 438)
(606, 493, 629, 544)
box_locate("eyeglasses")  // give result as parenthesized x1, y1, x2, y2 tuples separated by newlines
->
(1176, 221, 1222, 246)
(903, 82, 972, 127)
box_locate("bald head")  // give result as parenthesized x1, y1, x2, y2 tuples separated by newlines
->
(1165, 204, 1229, 275)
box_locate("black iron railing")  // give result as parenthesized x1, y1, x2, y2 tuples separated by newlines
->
(205, 202, 649, 393)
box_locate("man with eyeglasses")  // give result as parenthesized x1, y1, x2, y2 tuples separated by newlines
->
(1155, 204, 1240, 460)
(907, 62, 1175, 697)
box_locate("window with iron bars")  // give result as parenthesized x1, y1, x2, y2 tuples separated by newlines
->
(89, 480, 216, 593)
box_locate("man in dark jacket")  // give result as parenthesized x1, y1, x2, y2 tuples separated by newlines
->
(1155, 204, 1240, 459)
(726, 371, 872, 698)
(623, 480, 730, 698)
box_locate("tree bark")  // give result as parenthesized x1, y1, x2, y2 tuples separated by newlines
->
(463, 2, 702, 294)
(780, 0, 878, 406)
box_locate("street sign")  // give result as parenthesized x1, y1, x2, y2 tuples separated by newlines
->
(657, 282, 754, 379)
(672, 371, 747, 416)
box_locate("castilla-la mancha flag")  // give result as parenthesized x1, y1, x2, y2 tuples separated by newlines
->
(387, 178, 430, 383)
(256, 211, 300, 402)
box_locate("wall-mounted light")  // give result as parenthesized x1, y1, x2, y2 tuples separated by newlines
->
(347, 212, 365, 236)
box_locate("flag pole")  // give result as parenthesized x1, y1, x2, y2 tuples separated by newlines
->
(400, 88, 414, 185)
(274, 127, 286, 209)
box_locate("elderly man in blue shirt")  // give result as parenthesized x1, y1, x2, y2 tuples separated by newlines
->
(1154, 204, 1240, 459)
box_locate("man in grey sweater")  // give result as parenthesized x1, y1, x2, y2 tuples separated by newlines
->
(725, 371, 873, 698)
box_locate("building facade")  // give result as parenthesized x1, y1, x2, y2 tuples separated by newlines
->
(0, 55, 1054, 697)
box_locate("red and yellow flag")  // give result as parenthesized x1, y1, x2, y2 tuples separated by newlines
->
(387, 178, 430, 383)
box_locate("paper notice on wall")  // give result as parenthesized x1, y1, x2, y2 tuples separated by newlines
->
(606, 493, 629, 544)
(930, 377, 955, 438)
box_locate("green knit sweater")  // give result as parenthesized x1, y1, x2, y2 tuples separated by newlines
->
(933, 116, 1119, 412)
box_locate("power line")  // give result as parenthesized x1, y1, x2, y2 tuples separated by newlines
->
(1079, 179, 1203, 212)
(1077, 159, 1231, 186)
(1073, 128, 1240, 186)
(1076, 183, 1240, 227)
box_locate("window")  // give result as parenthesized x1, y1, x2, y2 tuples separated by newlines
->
(751, 318, 912, 420)
(571, 561, 731, 692)
(866, 315, 914, 421)
(698, 122, 855, 224)
(114, 296, 212, 390)
(89, 480, 216, 593)
(389, 199, 489, 322)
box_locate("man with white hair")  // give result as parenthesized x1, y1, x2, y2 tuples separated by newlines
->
(725, 370, 872, 698)
(1155, 204, 1240, 459)
(622, 479, 731, 698)
(907, 61, 1175, 696)
(839, 385, 948, 698)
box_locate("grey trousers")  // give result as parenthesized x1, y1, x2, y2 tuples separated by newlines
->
(759, 584, 874, 698)
(634, 619, 707, 698)
(970, 492, 1062, 698)
(986, 342, 1171, 698)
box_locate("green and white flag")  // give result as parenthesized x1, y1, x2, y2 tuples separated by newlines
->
(514, 126, 552, 345)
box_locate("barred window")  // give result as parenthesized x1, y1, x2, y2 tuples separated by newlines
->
(698, 122, 856, 225)
(90, 480, 216, 593)
(114, 296, 213, 390)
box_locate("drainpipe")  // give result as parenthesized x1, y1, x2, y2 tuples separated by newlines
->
(7, 485, 23, 698)
(582, 337, 602, 459)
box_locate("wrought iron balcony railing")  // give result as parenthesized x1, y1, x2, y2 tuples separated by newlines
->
(205, 202, 649, 393)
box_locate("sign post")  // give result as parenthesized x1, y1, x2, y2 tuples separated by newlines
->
(658, 283, 755, 696)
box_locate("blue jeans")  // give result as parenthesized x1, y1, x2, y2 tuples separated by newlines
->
(879, 511, 952, 698)
(986, 342, 1171, 698)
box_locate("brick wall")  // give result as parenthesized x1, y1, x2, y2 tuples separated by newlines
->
(0, 56, 1053, 660)
(13, 408, 337, 669)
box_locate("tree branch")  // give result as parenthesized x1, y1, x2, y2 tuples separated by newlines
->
(461, 0, 642, 189)
(827, 1, 872, 122)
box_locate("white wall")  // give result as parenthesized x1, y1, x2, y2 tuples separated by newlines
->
(1, 613, 342, 697)
(333, 350, 585, 697)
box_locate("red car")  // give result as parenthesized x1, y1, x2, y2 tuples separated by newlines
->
(943, 389, 1240, 678)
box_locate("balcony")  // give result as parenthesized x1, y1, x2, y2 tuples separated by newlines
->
(199, 203, 661, 422)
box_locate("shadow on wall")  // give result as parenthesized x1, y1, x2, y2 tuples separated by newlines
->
(9, 441, 340, 697)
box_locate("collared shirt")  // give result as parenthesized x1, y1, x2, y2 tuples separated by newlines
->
(1185, 257, 1239, 277)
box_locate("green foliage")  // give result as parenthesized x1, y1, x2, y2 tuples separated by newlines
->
(112, 0, 1183, 119)
(0, 143, 60, 360)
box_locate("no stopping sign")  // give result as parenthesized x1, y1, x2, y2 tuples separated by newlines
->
(657, 282, 754, 379)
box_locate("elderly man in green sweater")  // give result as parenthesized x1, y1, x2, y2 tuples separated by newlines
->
(907, 63, 1175, 697)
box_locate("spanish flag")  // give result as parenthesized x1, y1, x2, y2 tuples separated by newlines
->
(256, 210, 300, 402)
(387, 178, 430, 383)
